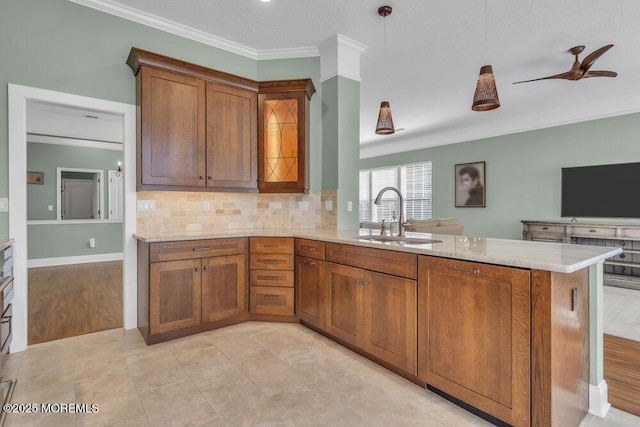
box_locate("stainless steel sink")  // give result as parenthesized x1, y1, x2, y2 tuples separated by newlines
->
(358, 235, 443, 245)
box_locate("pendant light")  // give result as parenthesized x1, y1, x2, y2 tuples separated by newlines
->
(471, 0, 500, 111)
(375, 5, 395, 135)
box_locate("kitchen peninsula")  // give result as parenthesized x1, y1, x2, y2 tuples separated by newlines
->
(135, 229, 620, 427)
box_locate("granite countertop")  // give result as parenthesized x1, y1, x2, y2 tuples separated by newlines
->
(133, 229, 621, 274)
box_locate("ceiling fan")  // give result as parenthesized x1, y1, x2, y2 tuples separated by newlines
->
(513, 44, 617, 84)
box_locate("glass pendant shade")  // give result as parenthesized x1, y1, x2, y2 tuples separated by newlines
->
(375, 101, 395, 135)
(472, 65, 500, 111)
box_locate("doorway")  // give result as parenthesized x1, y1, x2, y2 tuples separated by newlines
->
(8, 84, 137, 352)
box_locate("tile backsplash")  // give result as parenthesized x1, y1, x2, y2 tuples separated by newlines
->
(137, 190, 337, 235)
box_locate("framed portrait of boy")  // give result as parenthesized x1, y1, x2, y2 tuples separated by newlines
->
(455, 161, 485, 207)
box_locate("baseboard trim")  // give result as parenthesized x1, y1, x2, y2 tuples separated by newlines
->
(589, 380, 611, 418)
(28, 253, 123, 268)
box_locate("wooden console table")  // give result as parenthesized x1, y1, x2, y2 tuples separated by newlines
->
(522, 220, 640, 290)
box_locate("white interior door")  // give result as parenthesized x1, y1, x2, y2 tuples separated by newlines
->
(108, 170, 124, 220)
(62, 178, 94, 219)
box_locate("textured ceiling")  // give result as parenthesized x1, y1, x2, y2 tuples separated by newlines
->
(102, 0, 640, 152)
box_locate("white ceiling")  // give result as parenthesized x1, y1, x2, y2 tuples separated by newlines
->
(82, 0, 640, 153)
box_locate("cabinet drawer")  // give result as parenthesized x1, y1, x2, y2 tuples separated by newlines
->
(295, 239, 325, 260)
(570, 226, 617, 238)
(250, 286, 294, 316)
(250, 238, 294, 254)
(326, 243, 417, 280)
(250, 270, 294, 287)
(150, 238, 246, 262)
(527, 224, 565, 235)
(621, 227, 640, 239)
(250, 253, 294, 270)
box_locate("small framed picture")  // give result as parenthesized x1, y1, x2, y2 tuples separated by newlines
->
(455, 161, 485, 207)
(27, 171, 44, 185)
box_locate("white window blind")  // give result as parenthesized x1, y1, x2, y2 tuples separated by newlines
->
(359, 161, 432, 223)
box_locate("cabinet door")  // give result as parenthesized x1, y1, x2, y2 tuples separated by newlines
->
(324, 262, 365, 346)
(140, 67, 206, 187)
(150, 259, 201, 334)
(295, 256, 325, 328)
(201, 255, 246, 324)
(418, 256, 531, 426)
(206, 83, 257, 190)
(364, 272, 417, 375)
(258, 92, 307, 193)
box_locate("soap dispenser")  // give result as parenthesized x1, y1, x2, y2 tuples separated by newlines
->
(390, 211, 399, 237)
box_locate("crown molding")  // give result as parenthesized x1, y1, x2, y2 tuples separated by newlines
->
(68, 0, 320, 61)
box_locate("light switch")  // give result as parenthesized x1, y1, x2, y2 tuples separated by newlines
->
(298, 201, 309, 212)
(137, 200, 156, 212)
(347, 201, 353, 212)
(324, 200, 333, 211)
(89, 238, 96, 248)
(0, 198, 7, 212)
(203, 201, 211, 212)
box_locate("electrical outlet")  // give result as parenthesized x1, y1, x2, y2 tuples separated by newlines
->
(89, 238, 96, 248)
(203, 201, 211, 212)
(324, 200, 333, 211)
(298, 201, 309, 211)
(136, 200, 156, 212)
(347, 201, 353, 212)
(48, 205, 54, 211)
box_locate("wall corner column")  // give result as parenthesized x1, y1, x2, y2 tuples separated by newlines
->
(319, 34, 366, 230)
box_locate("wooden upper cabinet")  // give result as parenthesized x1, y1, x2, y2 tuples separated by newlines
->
(139, 67, 206, 188)
(206, 83, 257, 190)
(258, 80, 315, 193)
(127, 47, 259, 192)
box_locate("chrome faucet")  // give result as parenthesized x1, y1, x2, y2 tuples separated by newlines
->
(374, 187, 405, 237)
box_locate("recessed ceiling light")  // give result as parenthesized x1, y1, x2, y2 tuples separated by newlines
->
(260, 0, 271, 2)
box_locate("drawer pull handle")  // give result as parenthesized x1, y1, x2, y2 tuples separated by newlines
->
(452, 266, 481, 275)
(192, 247, 211, 252)
(571, 287, 578, 312)
(589, 229, 597, 233)
(301, 260, 315, 266)
(542, 227, 549, 231)
(262, 244, 280, 248)
(257, 275, 281, 281)
(261, 260, 284, 264)
(300, 245, 317, 251)
(262, 295, 280, 300)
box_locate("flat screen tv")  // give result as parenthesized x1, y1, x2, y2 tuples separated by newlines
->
(562, 162, 640, 218)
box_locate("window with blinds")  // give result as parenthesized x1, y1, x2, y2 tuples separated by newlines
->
(359, 161, 432, 223)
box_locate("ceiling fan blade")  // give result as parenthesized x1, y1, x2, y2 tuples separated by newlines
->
(512, 71, 571, 84)
(580, 44, 614, 72)
(582, 70, 618, 78)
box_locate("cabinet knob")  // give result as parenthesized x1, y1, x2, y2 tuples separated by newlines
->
(199, 176, 205, 180)
(355, 279, 362, 285)
(207, 176, 212, 180)
(363, 281, 370, 287)
(203, 266, 209, 271)
(194, 267, 200, 272)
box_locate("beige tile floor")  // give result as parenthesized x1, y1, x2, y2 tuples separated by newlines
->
(2, 322, 639, 427)
(604, 286, 640, 341)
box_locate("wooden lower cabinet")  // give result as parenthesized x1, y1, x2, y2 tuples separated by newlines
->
(295, 256, 325, 328)
(418, 256, 531, 426)
(325, 262, 417, 374)
(150, 259, 201, 335)
(201, 255, 246, 323)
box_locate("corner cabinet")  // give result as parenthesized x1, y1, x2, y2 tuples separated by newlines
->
(258, 80, 315, 193)
(127, 47, 258, 193)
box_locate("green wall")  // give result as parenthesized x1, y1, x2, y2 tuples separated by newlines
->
(361, 113, 640, 239)
(27, 223, 123, 259)
(27, 142, 122, 220)
(0, 0, 324, 239)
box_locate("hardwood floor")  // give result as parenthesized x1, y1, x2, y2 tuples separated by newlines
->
(604, 334, 640, 417)
(28, 261, 123, 345)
